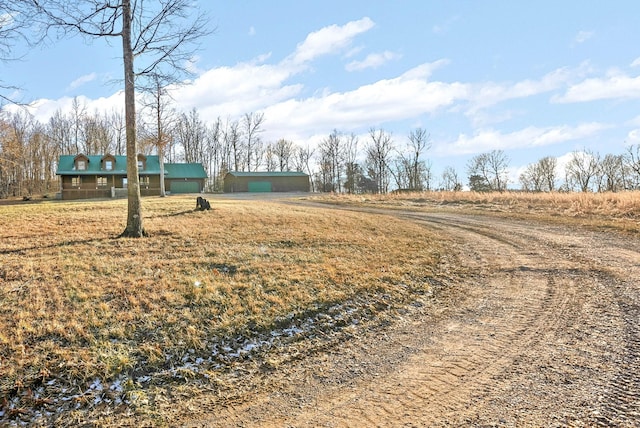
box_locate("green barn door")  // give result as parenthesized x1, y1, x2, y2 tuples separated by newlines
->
(171, 181, 200, 193)
(248, 181, 272, 192)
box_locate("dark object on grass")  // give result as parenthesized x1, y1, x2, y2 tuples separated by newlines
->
(196, 196, 211, 210)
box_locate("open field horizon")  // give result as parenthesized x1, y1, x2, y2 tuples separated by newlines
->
(1, 190, 639, 425)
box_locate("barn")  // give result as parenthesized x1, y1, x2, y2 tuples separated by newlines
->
(223, 171, 310, 193)
(164, 163, 208, 194)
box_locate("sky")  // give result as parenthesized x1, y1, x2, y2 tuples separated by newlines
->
(3, 1, 640, 187)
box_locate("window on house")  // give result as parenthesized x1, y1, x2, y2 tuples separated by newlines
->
(122, 178, 128, 188)
(71, 176, 81, 187)
(97, 176, 108, 187)
(138, 160, 144, 170)
(104, 160, 113, 170)
(140, 176, 150, 188)
(77, 160, 86, 170)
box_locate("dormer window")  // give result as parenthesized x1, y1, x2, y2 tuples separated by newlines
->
(137, 154, 147, 171)
(74, 154, 90, 171)
(101, 154, 116, 171)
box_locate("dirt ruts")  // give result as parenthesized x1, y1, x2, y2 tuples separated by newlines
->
(184, 207, 640, 427)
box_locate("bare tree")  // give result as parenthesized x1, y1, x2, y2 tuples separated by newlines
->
(175, 108, 206, 163)
(47, 109, 73, 155)
(520, 156, 557, 192)
(0, 2, 40, 104)
(141, 74, 179, 196)
(343, 133, 359, 194)
(538, 156, 557, 192)
(467, 150, 509, 192)
(366, 128, 394, 194)
(243, 112, 265, 171)
(565, 149, 599, 192)
(32, 0, 209, 237)
(520, 162, 544, 192)
(440, 166, 461, 191)
(393, 129, 431, 191)
(82, 111, 114, 154)
(273, 138, 294, 172)
(0, 111, 30, 197)
(224, 119, 243, 171)
(624, 144, 640, 189)
(108, 109, 126, 156)
(597, 153, 626, 192)
(318, 129, 344, 192)
(406, 128, 431, 190)
(263, 142, 277, 172)
(293, 144, 315, 191)
(205, 118, 223, 191)
(70, 97, 86, 153)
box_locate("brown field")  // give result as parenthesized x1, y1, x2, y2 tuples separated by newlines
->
(2, 190, 639, 426)
(0, 194, 442, 425)
(317, 190, 640, 233)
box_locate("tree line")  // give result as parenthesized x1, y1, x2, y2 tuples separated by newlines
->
(4, 102, 640, 197)
(468, 147, 640, 193)
(0, 101, 434, 197)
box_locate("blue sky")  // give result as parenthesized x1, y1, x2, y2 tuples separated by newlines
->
(4, 1, 640, 186)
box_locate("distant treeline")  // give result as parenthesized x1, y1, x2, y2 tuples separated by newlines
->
(2, 100, 640, 197)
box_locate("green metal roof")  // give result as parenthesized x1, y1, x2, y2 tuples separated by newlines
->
(226, 171, 308, 177)
(56, 155, 207, 179)
(164, 163, 208, 179)
(56, 154, 161, 175)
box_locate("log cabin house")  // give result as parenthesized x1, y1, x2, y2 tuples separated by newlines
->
(56, 154, 207, 200)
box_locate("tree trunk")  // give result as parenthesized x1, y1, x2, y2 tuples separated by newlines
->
(120, 0, 146, 237)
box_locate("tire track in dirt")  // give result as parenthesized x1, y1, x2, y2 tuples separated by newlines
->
(543, 229, 640, 427)
(287, 212, 614, 427)
(187, 208, 639, 427)
(413, 212, 640, 427)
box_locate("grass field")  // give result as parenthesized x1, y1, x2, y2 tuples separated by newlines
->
(0, 195, 443, 425)
(319, 190, 640, 233)
(3, 190, 638, 425)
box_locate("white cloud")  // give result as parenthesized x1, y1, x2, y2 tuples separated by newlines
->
(346, 51, 401, 71)
(172, 60, 302, 117)
(631, 57, 640, 68)
(574, 30, 594, 44)
(260, 62, 468, 141)
(66, 73, 98, 91)
(440, 123, 609, 156)
(628, 115, 640, 127)
(627, 129, 640, 144)
(552, 73, 640, 103)
(432, 16, 459, 35)
(22, 92, 124, 123)
(286, 17, 375, 66)
(184, 55, 204, 75)
(468, 64, 587, 112)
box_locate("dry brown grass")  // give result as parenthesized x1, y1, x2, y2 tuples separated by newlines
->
(317, 191, 640, 233)
(0, 195, 443, 424)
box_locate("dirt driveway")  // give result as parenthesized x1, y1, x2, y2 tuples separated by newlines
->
(186, 205, 640, 427)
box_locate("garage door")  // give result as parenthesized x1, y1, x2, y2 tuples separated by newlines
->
(170, 181, 200, 193)
(248, 181, 272, 192)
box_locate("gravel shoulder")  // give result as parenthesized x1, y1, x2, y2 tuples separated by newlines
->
(183, 204, 640, 427)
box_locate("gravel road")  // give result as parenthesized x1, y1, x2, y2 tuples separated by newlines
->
(187, 205, 640, 427)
